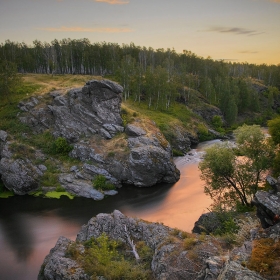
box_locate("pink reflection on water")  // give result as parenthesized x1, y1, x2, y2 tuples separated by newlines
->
(120, 156, 212, 232)
(0, 213, 81, 280)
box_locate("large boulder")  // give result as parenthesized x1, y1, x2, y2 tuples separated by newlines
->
(19, 79, 124, 142)
(253, 190, 280, 228)
(0, 134, 43, 195)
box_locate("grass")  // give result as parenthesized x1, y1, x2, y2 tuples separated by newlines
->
(0, 191, 14, 198)
(247, 238, 280, 277)
(66, 233, 154, 279)
(44, 191, 75, 199)
(122, 100, 198, 146)
(30, 190, 75, 199)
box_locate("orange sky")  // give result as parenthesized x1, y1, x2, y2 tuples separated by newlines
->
(0, 0, 279, 65)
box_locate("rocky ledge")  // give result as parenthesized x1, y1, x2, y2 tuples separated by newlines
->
(0, 79, 180, 198)
(38, 210, 266, 280)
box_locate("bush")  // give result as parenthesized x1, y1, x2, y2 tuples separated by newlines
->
(69, 234, 153, 280)
(197, 123, 213, 141)
(92, 174, 115, 191)
(247, 238, 280, 277)
(172, 149, 184, 157)
(53, 137, 73, 155)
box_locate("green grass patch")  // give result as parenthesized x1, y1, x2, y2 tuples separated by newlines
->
(0, 191, 14, 198)
(66, 233, 153, 279)
(44, 191, 75, 199)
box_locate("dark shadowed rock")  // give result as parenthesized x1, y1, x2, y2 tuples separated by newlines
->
(253, 190, 280, 228)
(192, 212, 222, 234)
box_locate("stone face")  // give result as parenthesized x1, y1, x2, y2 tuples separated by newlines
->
(253, 190, 280, 228)
(217, 261, 265, 280)
(125, 124, 146, 137)
(19, 79, 123, 142)
(192, 212, 222, 234)
(0, 130, 8, 142)
(0, 157, 42, 195)
(38, 236, 90, 280)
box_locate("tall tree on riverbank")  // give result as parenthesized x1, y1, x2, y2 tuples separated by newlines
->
(199, 125, 273, 209)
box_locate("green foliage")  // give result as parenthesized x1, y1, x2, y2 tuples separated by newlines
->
(212, 115, 223, 131)
(183, 238, 197, 250)
(197, 123, 213, 141)
(53, 137, 73, 155)
(92, 174, 115, 191)
(67, 234, 153, 280)
(55, 185, 66, 192)
(172, 149, 184, 157)
(199, 125, 273, 209)
(0, 60, 23, 103)
(44, 191, 75, 199)
(268, 116, 280, 144)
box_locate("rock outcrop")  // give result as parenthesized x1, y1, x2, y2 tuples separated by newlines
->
(252, 176, 280, 228)
(39, 210, 265, 280)
(0, 79, 180, 197)
(0, 131, 44, 194)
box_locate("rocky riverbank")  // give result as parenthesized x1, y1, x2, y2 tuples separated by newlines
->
(0, 79, 181, 198)
(39, 182, 280, 279)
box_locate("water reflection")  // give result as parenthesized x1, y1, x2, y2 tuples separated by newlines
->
(0, 139, 218, 280)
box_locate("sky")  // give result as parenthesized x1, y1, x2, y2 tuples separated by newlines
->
(0, 0, 279, 65)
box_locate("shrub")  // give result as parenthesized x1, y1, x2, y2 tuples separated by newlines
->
(172, 149, 184, 157)
(53, 137, 73, 155)
(183, 238, 197, 250)
(92, 174, 115, 191)
(197, 123, 213, 141)
(76, 234, 153, 279)
(247, 238, 280, 277)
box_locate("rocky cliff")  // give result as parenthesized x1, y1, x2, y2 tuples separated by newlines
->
(38, 210, 266, 280)
(0, 79, 180, 198)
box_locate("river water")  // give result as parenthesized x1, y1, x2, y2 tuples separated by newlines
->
(0, 139, 221, 280)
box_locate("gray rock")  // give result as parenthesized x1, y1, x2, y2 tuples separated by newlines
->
(59, 174, 104, 200)
(217, 261, 265, 280)
(253, 190, 280, 228)
(103, 190, 118, 196)
(192, 212, 222, 234)
(125, 124, 146, 137)
(70, 166, 78, 172)
(70, 144, 104, 163)
(0, 158, 42, 195)
(20, 80, 123, 142)
(38, 165, 47, 172)
(0, 130, 8, 142)
(38, 236, 90, 280)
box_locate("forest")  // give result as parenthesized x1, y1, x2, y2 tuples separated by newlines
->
(1, 38, 280, 125)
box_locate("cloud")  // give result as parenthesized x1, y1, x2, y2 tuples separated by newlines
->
(239, 50, 258, 54)
(37, 26, 133, 33)
(206, 26, 265, 36)
(95, 0, 129, 4)
(267, 0, 280, 3)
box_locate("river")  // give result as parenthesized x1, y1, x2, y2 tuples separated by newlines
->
(0, 139, 221, 280)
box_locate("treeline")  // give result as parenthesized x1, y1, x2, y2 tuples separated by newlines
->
(1, 39, 280, 124)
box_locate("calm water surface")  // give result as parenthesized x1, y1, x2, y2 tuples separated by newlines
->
(0, 139, 221, 280)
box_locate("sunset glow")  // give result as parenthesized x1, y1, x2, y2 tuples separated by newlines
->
(0, 0, 279, 65)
